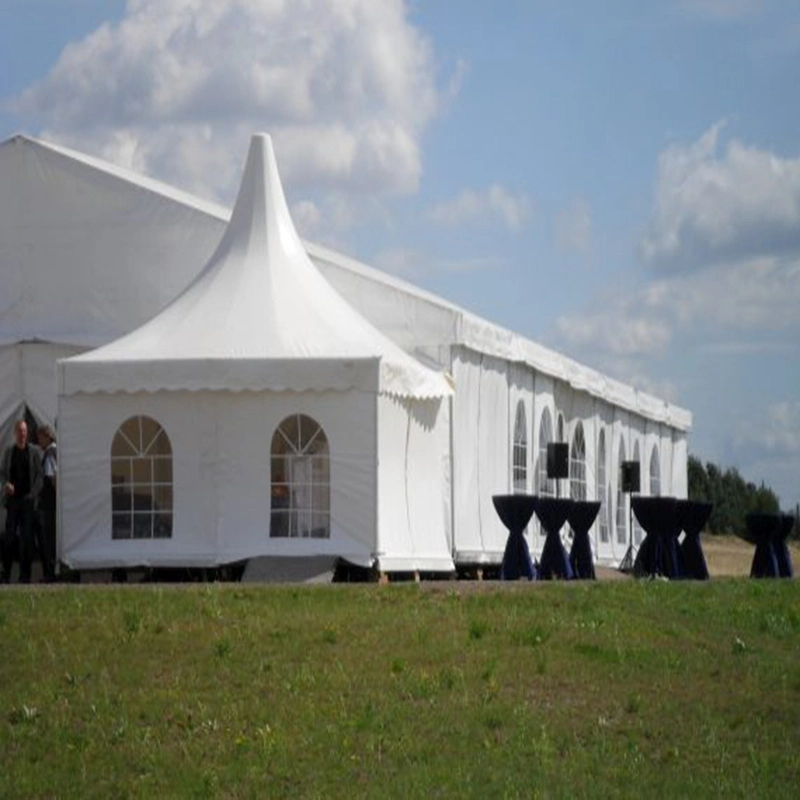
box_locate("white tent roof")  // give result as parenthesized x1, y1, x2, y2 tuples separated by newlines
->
(0, 134, 228, 348)
(59, 134, 452, 399)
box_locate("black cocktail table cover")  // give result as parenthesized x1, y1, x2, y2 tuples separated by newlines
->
(632, 497, 681, 578)
(493, 494, 538, 580)
(776, 514, 795, 579)
(676, 500, 712, 580)
(746, 513, 781, 578)
(568, 501, 600, 580)
(535, 497, 574, 580)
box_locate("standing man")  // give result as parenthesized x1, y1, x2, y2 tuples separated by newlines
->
(1, 420, 43, 583)
(37, 425, 58, 582)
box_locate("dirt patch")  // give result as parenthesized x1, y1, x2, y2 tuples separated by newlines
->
(703, 534, 799, 577)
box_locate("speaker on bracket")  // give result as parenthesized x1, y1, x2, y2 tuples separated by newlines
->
(621, 461, 640, 494)
(546, 442, 569, 480)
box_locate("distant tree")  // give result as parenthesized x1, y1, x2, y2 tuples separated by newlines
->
(687, 454, 781, 537)
(687, 456, 708, 501)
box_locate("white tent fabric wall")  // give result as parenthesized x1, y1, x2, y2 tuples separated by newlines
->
(58, 389, 380, 569)
(376, 394, 453, 572)
(451, 347, 511, 565)
(671, 434, 689, 498)
(0, 342, 83, 441)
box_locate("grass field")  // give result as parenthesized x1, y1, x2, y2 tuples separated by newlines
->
(2, 567, 799, 798)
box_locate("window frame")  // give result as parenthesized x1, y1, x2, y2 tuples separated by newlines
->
(110, 415, 173, 540)
(270, 414, 331, 539)
(537, 408, 555, 498)
(649, 446, 661, 497)
(512, 400, 527, 494)
(597, 429, 609, 543)
(615, 440, 627, 545)
(569, 421, 587, 501)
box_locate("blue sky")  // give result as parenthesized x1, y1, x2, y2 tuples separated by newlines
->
(2, 0, 799, 509)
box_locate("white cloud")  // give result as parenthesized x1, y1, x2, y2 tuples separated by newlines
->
(729, 400, 800, 508)
(555, 254, 800, 359)
(291, 200, 323, 239)
(734, 401, 800, 456)
(641, 122, 800, 270)
(555, 198, 593, 261)
(13, 0, 447, 203)
(697, 340, 796, 356)
(556, 308, 672, 357)
(427, 185, 532, 230)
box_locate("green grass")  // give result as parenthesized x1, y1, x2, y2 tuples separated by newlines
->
(1, 580, 800, 798)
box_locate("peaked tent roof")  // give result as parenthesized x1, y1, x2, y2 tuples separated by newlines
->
(59, 134, 452, 399)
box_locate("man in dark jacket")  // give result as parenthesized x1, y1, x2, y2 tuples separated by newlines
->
(1, 420, 44, 583)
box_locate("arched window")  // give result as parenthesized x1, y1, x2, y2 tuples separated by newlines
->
(650, 446, 661, 497)
(615, 440, 627, 545)
(111, 416, 173, 540)
(512, 401, 527, 494)
(537, 408, 555, 497)
(569, 422, 587, 500)
(271, 414, 330, 539)
(633, 441, 644, 545)
(597, 429, 609, 543)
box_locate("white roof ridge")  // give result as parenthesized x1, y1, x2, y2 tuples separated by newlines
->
(1, 132, 231, 222)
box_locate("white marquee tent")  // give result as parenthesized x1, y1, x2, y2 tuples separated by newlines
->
(57, 134, 454, 572)
(1, 132, 692, 573)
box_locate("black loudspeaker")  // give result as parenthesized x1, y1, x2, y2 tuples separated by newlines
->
(546, 442, 569, 479)
(621, 461, 640, 493)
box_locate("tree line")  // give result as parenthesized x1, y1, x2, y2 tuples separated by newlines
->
(687, 455, 798, 538)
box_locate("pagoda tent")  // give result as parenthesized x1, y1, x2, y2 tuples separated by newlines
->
(57, 134, 453, 573)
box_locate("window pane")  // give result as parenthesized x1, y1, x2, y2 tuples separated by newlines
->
(311, 455, 329, 483)
(118, 417, 141, 453)
(310, 512, 329, 539)
(307, 433, 328, 457)
(299, 415, 319, 449)
(140, 417, 160, 453)
(153, 485, 173, 512)
(132, 491, 153, 512)
(132, 513, 153, 539)
(112, 484, 131, 513)
(271, 456, 288, 481)
(149, 429, 172, 456)
(111, 458, 132, 484)
(279, 415, 300, 451)
(132, 458, 152, 484)
(271, 509, 289, 538)
(112, 513, 132, 540)
(111, 431, 137, 458)
(152, 457, 172, 484)
(154, 513, 172, 539)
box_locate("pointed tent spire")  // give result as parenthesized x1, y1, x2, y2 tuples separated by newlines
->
(61, 133, 452, 399)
